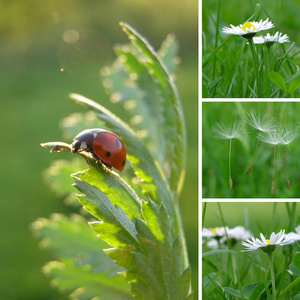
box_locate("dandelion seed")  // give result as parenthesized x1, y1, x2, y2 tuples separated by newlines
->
(259, 129, 287, 197)
(212, 121, 244, 190)
(246, 110, 276, 174)
(246, 110, 276, 133)
(222, 18, 275, 39)
(280, 125, 300, 189)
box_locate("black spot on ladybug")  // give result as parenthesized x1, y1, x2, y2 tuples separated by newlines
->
(116, 138, 121, 148)
(122, 160, 126, 167)
(106, 151, 111, 158)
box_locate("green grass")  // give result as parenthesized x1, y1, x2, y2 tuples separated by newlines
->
(203, 102, 300, 198)
(202, 0, 300, 98)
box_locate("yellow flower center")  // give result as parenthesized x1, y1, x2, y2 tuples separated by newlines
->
(241, 21, 256, 32)
(264, 239, 270, 245)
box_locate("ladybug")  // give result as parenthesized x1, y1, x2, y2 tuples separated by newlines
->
(71, 129, 126, 171)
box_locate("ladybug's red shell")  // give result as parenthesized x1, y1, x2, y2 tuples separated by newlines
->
(71, 129, 126, 171)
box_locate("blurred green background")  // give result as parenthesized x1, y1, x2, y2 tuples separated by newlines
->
(203, 0, 300, 49)
(203, 102, 300, 198)
(0, 0, 198, 299)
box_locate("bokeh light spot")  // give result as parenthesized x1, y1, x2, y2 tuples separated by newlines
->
(63, 30, 80, 44)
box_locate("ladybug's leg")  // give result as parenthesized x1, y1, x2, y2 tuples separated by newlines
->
(95, 160, 104, 171)
(95, 160, 112, 172)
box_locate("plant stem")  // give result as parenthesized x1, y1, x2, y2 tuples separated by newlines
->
(248, 38, 262, 97)
(285, 149, 290, 189)
(268, 253, 276, 300)
(271, 145, 276, 197)
(247, 136, 259, 174)
(267, 45, 271, 71)
(229, 138, 232, 189)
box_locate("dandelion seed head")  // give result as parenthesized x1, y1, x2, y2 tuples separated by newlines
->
(212, 121, 244, 140)
(258, 129, 287, 146)
(280, 125, 300, 146)
(246, 110, 276, 133)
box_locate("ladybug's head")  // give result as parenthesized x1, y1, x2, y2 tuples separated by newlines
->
(71, 139, 81, 154)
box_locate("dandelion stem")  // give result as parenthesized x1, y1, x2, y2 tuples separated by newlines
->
(248, 38, 262, 97)
(286, 149, 290, 189)
(268, 253, 276, 300)
(247, 137, 259, 174)
(229, 138, 232, 189)
(271, 145, 276, 197)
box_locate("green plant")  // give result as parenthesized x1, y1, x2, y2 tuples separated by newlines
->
(202, 1, 300, 98)
(32, 23, 193, 299)
(202, 202, 300, 300)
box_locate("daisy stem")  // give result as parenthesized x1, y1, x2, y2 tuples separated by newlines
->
(267, 45, 271, 71)
(248, 38, 262, 97)
(265, 45, 270, 96)
(268, 253, 276, 300)
(271, 145, 276, 197)
(229, 138, 232, 189)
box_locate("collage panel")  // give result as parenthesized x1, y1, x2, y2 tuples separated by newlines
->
(202, 0, 300, 99)
(202, 202, 300, 299)
(202, 102, 300, 198)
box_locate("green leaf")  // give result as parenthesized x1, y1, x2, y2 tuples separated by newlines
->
(293, 252, 300, 271)
(31, 214, 131, 299)
(202, 271, 222, 289)
(68, 93, 178, 238)
(43, 259, 132, 300)
(43, 159, 85, 207)
(290, 262, 300, 276)
(268, 71, 288, 94)
(223, 287, 242, 298)
(247, 282, 265, 299)
(157, 33, 180, 75)
(288, 76, 300, 94)
(120, 22, 186, 200)
(72, 172, 141, 250)
(105, 45, 167, 166)
(105, 200, 191, 300)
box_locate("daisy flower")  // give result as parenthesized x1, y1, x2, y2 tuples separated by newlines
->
(223, 19, 274, 97)
(253, 32, 290, 45)
(203, 226, 252, 249)
(242, 230, 291, 299)
(202, 226, 229, 239)
(222, 18, 275, 39)
(284, 225, 300, 244)
(227, 225, 252, 240)
(242, 230, 290, 253)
